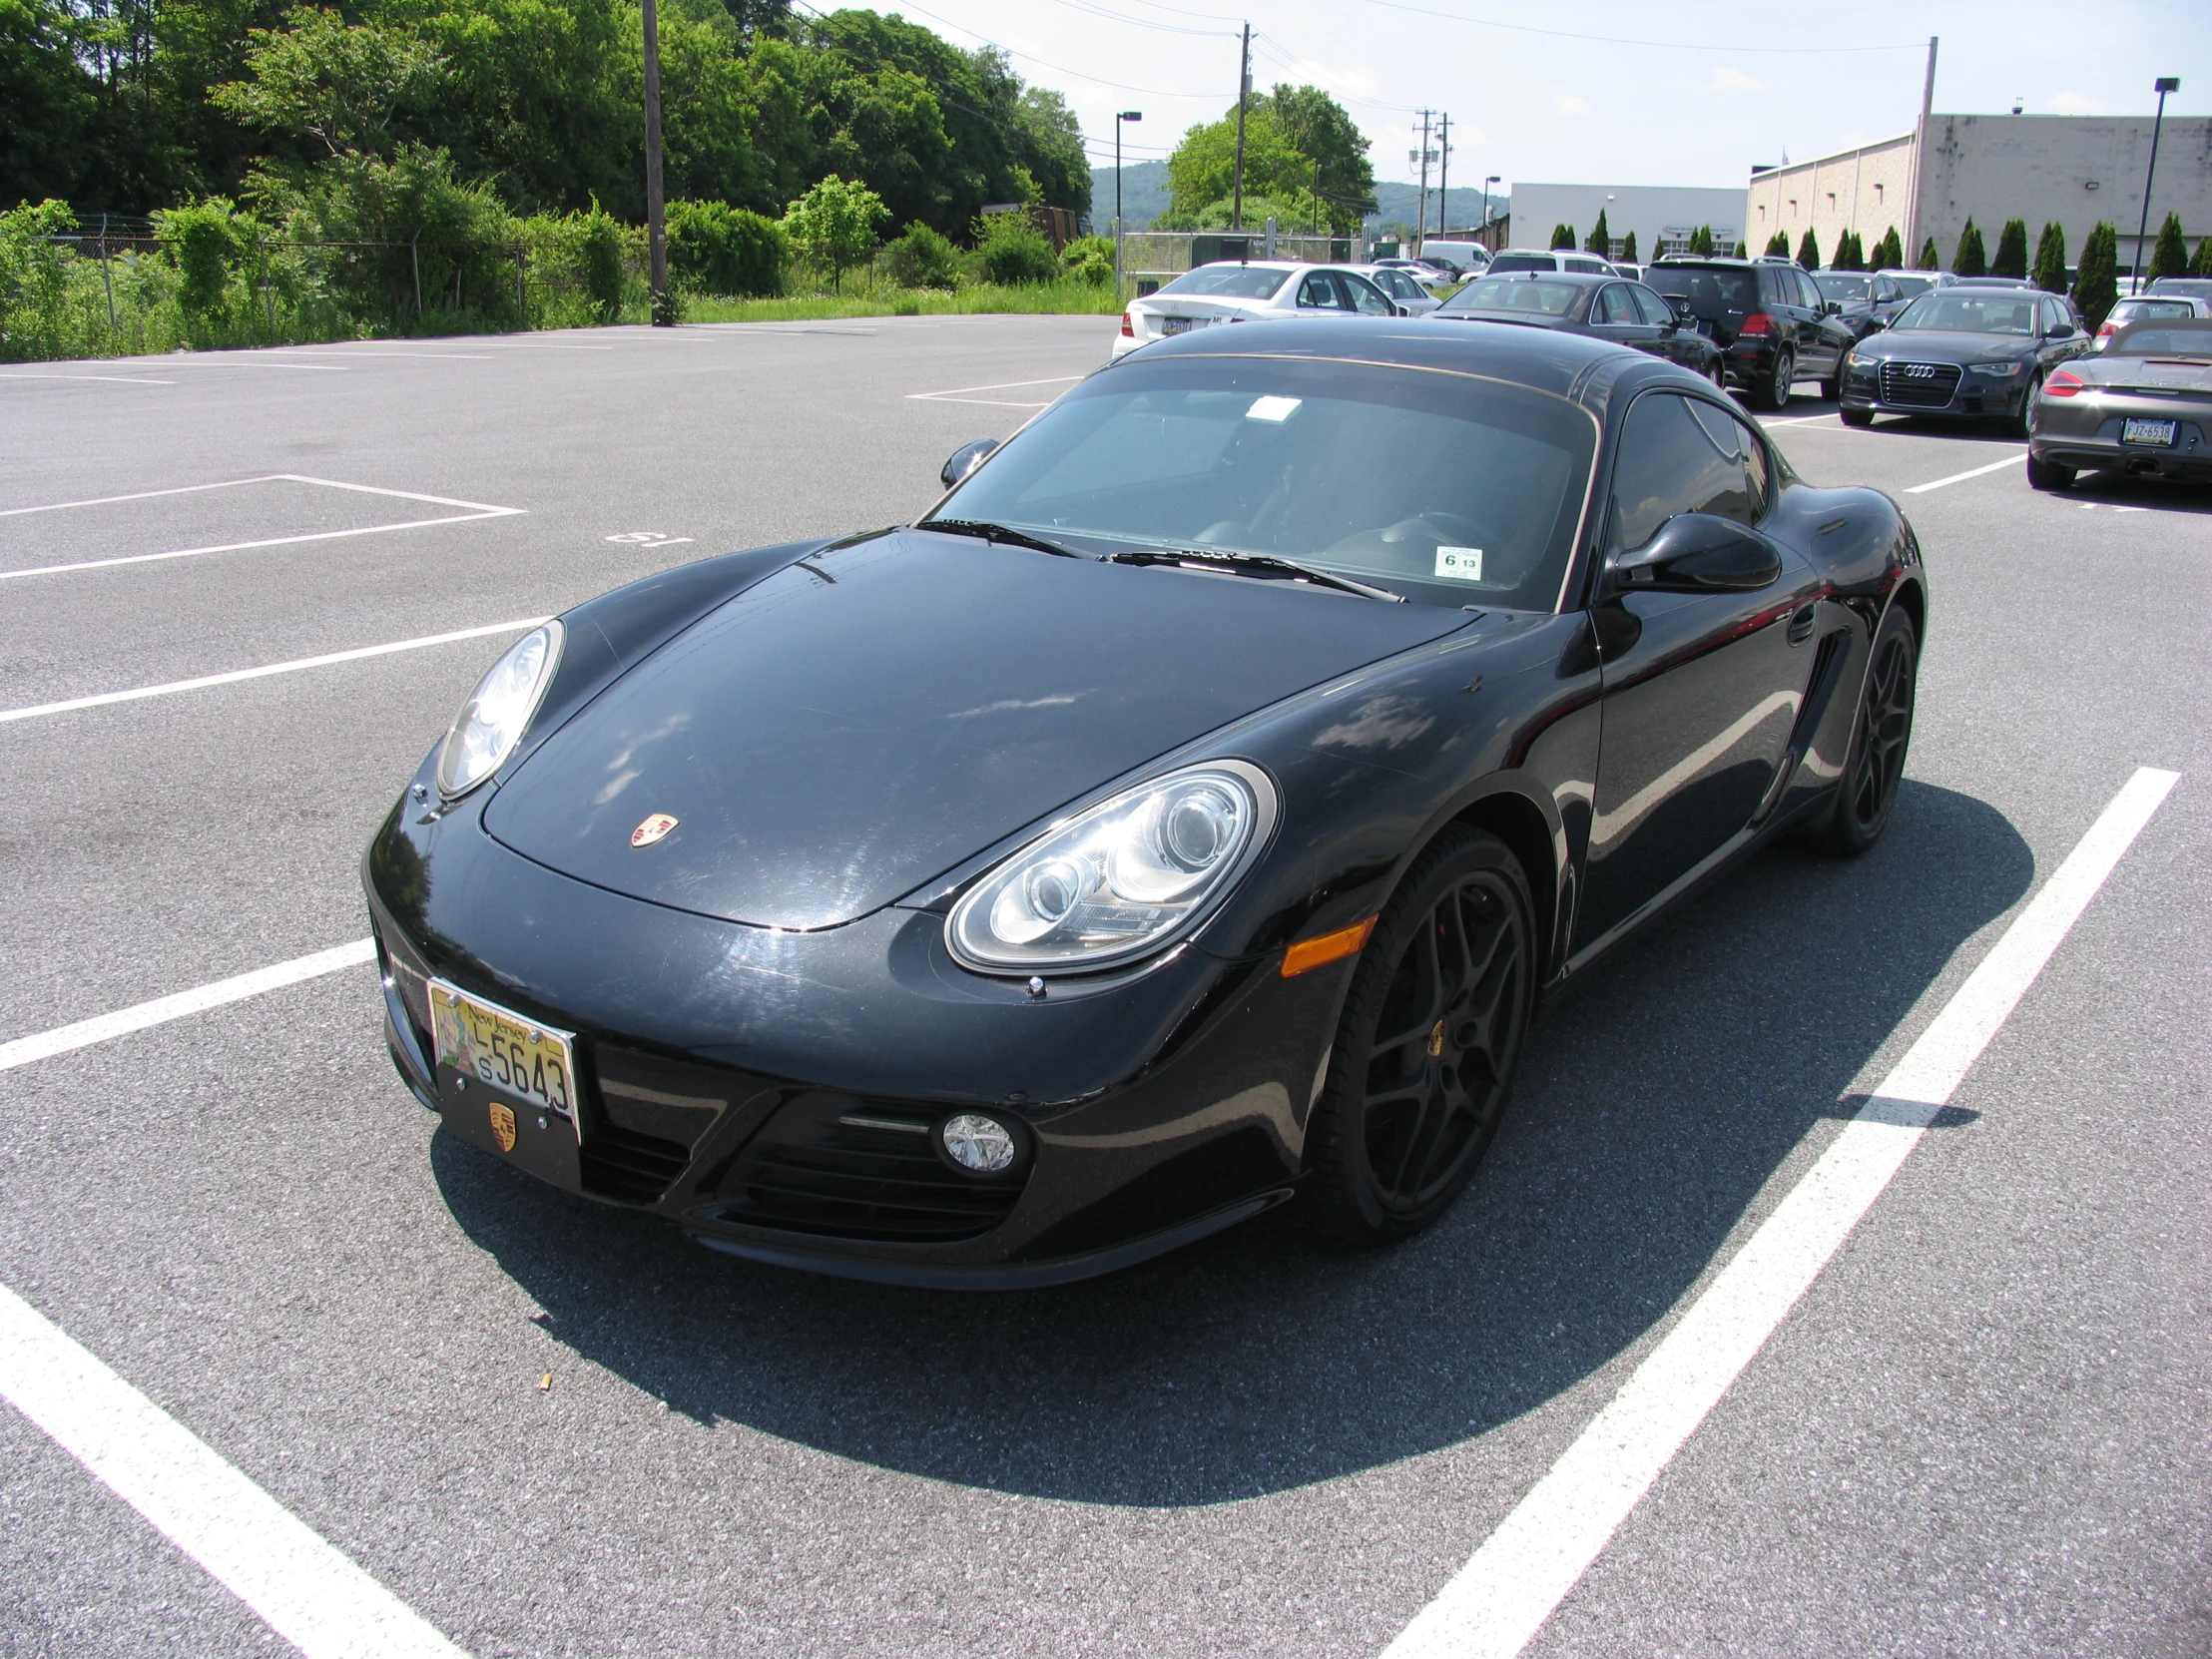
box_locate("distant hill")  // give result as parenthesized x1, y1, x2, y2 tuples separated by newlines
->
(1089, 165, 1505, 242)
(1366, 184, 1505, 239)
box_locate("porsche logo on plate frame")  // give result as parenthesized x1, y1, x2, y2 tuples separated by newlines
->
(631, 813, 679, 847)
(488, 1100, 518, 1153)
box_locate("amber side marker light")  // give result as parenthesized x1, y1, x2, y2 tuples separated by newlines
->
(1281, 915, 1378, 977)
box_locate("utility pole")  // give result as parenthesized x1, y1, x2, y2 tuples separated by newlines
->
(1231, 23, 1252, 233)
(1436, 113, 1451, 235)
(1412, 110, 1434, 254)
(641, 0, 669, 323)
(2131, 76, 2181, 288)
(1114, 111, 1141, 298)
(1905, 35, 1936, 266)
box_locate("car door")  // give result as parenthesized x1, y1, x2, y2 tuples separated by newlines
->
(1789, 267, 1850, 374)
(1590, 281, 1663, 353)
(1574, 392, 1823, 952)
(1629, 282, 1704, 370)
(2037, 295, 2087, 369)
(1339, 272, 1397, 317)
(1295, 271, 1353, 319)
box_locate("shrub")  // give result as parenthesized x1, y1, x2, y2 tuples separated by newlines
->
(1058, 233, 1114, 287)
(1991, 218, 2028, 278)
(666, 201, 786, 297)
(1829, 231, 1862, 271)
(1549, 223, 1574, 250)
(155, 199, 250, 328)
(2033, 223, 2067, 292)
(1871, 228, 1902, 270)
(1916, 237, 1939, 270)
(784, 174, 887, 291)
(1764, 232, 1788, 257)
(1619, 230, 1637, 264)
(2147, 212, 2189, 283)
(973, 211, 1057, 285)
(1585, 211, 1609, 257)
(1689, 226, 1715, 256)
(883, 222, 960, 289)
(2072, 222, 2118, 329)
(1796, 228, 1821, 270)
(2193, 232, 2212, 277)
(1951, 219, 1986, 276)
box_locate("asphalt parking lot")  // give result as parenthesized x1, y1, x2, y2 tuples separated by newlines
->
(1, 317, 2206, 1659)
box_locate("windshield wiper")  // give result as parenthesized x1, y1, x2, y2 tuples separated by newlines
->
(918, 519, 1083, 559)
(1107, 548, 1405, 603)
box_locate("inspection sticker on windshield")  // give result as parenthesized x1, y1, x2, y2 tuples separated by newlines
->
(1435, 546, 1483, 581)
(1246, 395, 1302, 421)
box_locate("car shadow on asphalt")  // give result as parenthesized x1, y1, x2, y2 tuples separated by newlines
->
(2054, 473, 2212, 516)
(432, 779, 2030, 1507)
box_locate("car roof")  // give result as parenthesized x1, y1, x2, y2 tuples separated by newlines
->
(1457, 270, 1614, 287)
(1652, 256, 1760, 270)
(1953, 276, 2036, 287)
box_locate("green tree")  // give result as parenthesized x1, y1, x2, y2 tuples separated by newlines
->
(972, 208, 1054, 283)
(665, 200, 785, 295)
(210, 8, 445, 159)
(2072, 221, 2118, 328)
(2192, 233, 2212, 277)
(2032, 222, 2067, 291)
(1254, 83, 1374, 232)
(1990, 218, 2027, 277)
(1870, 227, 1901, 270)
(1764, 231, 1788, 257)
(1585, 210, 1609, 257)
(153, 196, 249, 330)
(1161, 103, 1301, 229)
(1159, 88, 1369, 235)
(1951, 218, 1985, 276)
(882, 220, 957, 287)
(782, 171, 884, 289)
(2147, 212, 2188, 282)
(1690, 226, 1715, 256)
(1796, 228, 1821, 270)
(1550, 222, 1575, 250)
(1916, 236, 1939, 270)
(1619, 229, 1637, 264)
(0, 0, 100, 207)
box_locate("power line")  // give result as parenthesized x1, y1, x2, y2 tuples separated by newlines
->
(873, 0, 1234, 97)
(1041, 0, 1234, 41)
(1361, 0, 1926, 53)
(1249, 31, 1423, 115)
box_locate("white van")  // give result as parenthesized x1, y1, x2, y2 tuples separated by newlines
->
(1414, 240, 1491, 276)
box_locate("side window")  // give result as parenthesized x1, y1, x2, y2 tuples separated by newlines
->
(1296, 274, 1335, 309)
(1343, 274, 1394, 315)
(1793, 270, 1822, 310)
(1630, 283, 1677, 325)
(1595, 283, 1638, 323)
(1566, 258, 1604, 276)
(1609, 393, 1765, 551)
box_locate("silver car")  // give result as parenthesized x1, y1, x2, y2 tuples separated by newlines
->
(1350, 264, 1446, 316)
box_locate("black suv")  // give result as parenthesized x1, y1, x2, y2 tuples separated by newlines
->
(1644, 257, 1858, 410)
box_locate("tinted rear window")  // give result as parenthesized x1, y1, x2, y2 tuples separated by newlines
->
(1814, 274, 1872, 301)
(2113, 299, 2195, 321)
(1158, 266, 1291, 299)
(1487, 254, 1555, 274)
(1644, 266, 1758, 317)
(2111, 325, 2212, 356)
(1437, 277, 1581, 315)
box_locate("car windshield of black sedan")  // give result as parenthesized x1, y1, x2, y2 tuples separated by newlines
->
(1436, 277, 1580, 316)
(1155, 266, 1290, 299)
(928, 354, 1595, 612)
(1892, 292, 2038, 334)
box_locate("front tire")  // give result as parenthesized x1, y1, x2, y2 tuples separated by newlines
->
(2026, 450, 2075, 491)
(1840, 405, 1875, 427)
(1306, 828, 1535, 1244)
(1803, 605, 1918, 856)
(1758, 346, 1796, 412)
(2012, 373, 2042, 438)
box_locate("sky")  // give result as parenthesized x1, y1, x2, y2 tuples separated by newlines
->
(860, 0, 2212, 195)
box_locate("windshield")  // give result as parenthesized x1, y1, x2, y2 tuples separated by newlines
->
(1893, 291, 2038, 333)
(1814, 274, 1872, 301)
(1643, 266, 1758, 318)
(1437, 277, 1581, 316)
(1486, 253, 1555, 274)
(1891, 275, 1936, 297)
(1157, 265, 1290, 300)
(2111, 325, 2212, 357)
(929, 354, 1596, 611)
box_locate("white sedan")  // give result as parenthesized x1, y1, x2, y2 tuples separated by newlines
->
(1350, 264, 1447, 316)
(1113, 262, 1402, 359)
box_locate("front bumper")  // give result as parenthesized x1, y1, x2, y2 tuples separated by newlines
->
(1840, 360, 2032, 418)
(365, 775, 1346, 1288)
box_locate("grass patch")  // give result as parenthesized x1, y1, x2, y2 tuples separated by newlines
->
(681, 279, 1122, 323)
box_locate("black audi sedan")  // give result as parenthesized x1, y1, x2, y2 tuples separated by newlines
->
(1426, 271, 1724, 380)
(366, 320, 1927, 1288)
(1840, 285, 2090, 432)
(1644, 257, 1858, 410)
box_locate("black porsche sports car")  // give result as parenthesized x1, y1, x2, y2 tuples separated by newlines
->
(365, 319, 1927, 1288)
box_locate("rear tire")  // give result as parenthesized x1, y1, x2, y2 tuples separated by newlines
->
(2026, 451, 2075, 491)
(1802, 605, 1917, 857)
(1840, 405, 1875, 427)
(1306, 828, 1535, 1244)
(1819, 372, 1842, 401)
(2012, 373, 2042, 438)
(1758, 347, 1795, 412)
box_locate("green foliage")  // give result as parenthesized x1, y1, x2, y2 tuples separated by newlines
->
(2193, 232, 2212, 277)
(1258, 84, 1375, 232)
(1951, 219, 1985, 276)
(1871, 227, 1902, 271)
(972, 208, 1055, 284)
(882, 220, 958, 288)
(1058, 232, 1112, 286)
(2072, 222, 2118, 329)
(2147, 212, 2189, 282)
(1764, 232, 1788, 257)
(154, 197, 248, 321)
(0, 199, 88, 359)
(1690, 226, 1716, 256)
(1796, 228, 1820, 270)
(782, 171, 884, 289)
(1585, 210, 1609, 257)
(1829, 231, 1862, 272)
(1916, 237, 1939, 270)
(1176, 191, 1307, 232)
(1159, 85, 1371, 235)
(0, 0, 100, 208)
(210, 8, 445, 159)
(1619, 230, 1636, 264)
(1549, 222, 1574, 250)
(665, 199, 785, 296)
(2033, 222, 2067, 291)
(1991, 218, 2028, 278)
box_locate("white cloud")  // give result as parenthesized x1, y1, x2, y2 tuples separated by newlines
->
(1704, 66, 1763, 94)
(2050, 91, 2104, 115)
(1554, 94, 1592, 117)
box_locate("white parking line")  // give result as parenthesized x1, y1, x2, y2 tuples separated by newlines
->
(1905, 452, 2026, 493)
(0, 940, 375, 1072)
(906, 374, 1086, 408)
(0, 1282, 467, 1659)
(1382, 765, 2180, 1659)
(0, 618, 545, 725)
(0, 370, 180, 386)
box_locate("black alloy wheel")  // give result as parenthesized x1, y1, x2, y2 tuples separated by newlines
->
(1306, 828, 1535, 1242)
(1760, 346, 1796, 412)
(1805, 606, 1918, 856)
(2026, 450, 2076, 491)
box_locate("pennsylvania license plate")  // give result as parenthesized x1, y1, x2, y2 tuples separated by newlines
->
(1161, 315, 1195, 334)
(2121, 417, 2178, 446)
(429, 980, 576, 1120)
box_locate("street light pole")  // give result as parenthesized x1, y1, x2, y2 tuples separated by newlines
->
(1231, 22, 1252, 233)
(641, 0, 669, 322)
(1436, 113, 1450, 236)
(1114, 111, 1141, 300)
(2131, 76, 2180, 290)
(1412, 110, 1433, 254)
(1483, 174, 1500, 246)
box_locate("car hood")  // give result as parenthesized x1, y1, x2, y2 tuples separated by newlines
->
(1855, 329, 2033, 363)
(483, 529, 1468, 930)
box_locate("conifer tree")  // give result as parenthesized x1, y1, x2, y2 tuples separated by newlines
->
(2192, 233, 2212, 277)
(1952, 219, 1986, 276)
(1551, 223, 1576, 250)
(1991, 219, 2028, 277)
(1916, 237, 1939, 270)
(1620, 230, 1638, 264)
(2072, 222, 2119, 329)
(1873, 228, 1902, 270)
(1765, 232, 1789, 257)
(2147, 212, 2189, 282)
(1693, 226, 1715, 255)
(1832, 231, 1861, 271)
(2032, 222, 2067, 292)
(1585, 210, 1610, 258)
(1796, 228, 1821, 270)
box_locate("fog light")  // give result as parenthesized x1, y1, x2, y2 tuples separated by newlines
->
(941, 1113, 1015, 1174)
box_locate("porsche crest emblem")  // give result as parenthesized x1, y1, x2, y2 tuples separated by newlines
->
(488, 1100, 518, 1153)
(631, 813, 679, 847)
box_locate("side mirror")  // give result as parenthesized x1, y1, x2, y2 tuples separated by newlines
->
(1821, 299, 1842, 316)
(939, 438, 998, 491)
(1608, 512, 1782, 594)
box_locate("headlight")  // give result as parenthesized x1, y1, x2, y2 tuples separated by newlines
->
(947, 760, 1278, 973)
(435, 621, 563, 799)
(1974, 360, 2025, 377)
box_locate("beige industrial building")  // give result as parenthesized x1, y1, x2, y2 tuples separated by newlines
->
(1746, 114, 2212, 271)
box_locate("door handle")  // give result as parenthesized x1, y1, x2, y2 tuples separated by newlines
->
(1787, 602, 1818, 646)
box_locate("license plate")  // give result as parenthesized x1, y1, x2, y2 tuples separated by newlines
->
(429, 979, 576, 1120)
(2121, 417, 2178, 446)
(1161, 316, 1195, 334)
